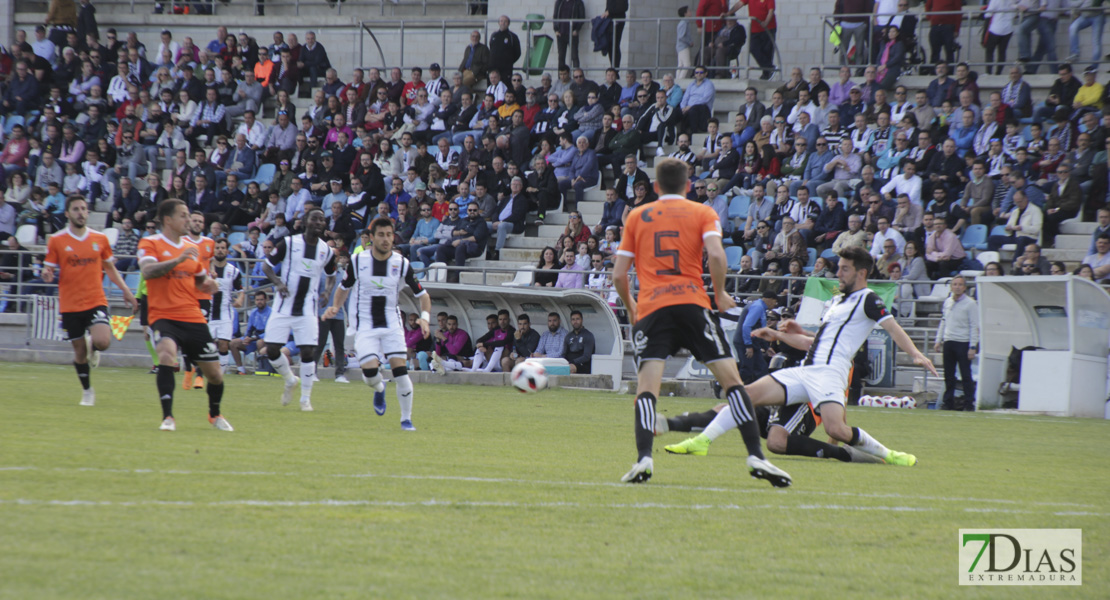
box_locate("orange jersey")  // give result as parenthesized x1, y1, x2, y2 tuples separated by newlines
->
(187, 235, 215, 300)
(138, 234, 207, 324)
(44, 227, 113, 313)
(617, 195, 722, 319)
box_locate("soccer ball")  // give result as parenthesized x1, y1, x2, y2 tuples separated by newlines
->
(511, 360, 548, 393)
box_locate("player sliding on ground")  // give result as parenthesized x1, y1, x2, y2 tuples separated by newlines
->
(260, 208, 337, 412)
(665, 246, 938, 465)
(138, 200, 231, 432)
(42, 195, 138, 406)
(612, 157, 791, 487)
(324, 217, 431, 431)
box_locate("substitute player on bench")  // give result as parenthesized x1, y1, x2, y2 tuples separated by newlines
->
(42, 195, 138, 406)
(612, 157, 790, 487)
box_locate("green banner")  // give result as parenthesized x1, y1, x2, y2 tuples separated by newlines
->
(802, 278, 898, 307)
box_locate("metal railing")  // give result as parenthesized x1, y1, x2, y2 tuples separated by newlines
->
(43, 0, 470, 17)
(356, 15, 784, 81)
(819, 7, 1081, 74)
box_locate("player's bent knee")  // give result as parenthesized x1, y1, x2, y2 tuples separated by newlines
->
(391, 365, 408, 377)
(766, 428, 788, 454)
(362, 368, 379, 378)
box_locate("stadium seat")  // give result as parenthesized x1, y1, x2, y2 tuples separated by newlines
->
(501, 267, 535, 286)
(727, 196, 750, 219)
(124, 272, 141, 293)
(3, 115, 24, 135)
(989, 225, 1008, 238)
(228, 232, 247, 247)
(725, 246, 745, 269)
(974, 250, 1000, 266)
(14, 224, 37, 246)
(961, 224, 988, 251)
(802, 248, 817, 272)
(243, 164, 276, 189)
(410, 261, 426, 280)
(230, 225, 249, 233)
(103, 227, 119, 247)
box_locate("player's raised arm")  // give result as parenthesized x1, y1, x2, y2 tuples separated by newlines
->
(881, 316, 939, 377)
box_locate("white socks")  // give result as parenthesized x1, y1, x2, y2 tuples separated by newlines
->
(395, 374, 414, 422)
(300, 361, 316, 400)
(270, 353, 297, 384)
(701, 406, 738, 441)
(218, 352, 230, 373)
(852, 428, 890, 458)
(469, 351, 486, 372)
(363, 370, 385, 393)
(442, 359, 463, 372)
(483, 348, 504, 372)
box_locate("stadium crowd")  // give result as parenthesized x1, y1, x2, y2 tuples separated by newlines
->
(3, 2, 1110, 341)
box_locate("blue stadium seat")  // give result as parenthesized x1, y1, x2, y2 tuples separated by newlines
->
(410, 261, 426, 280)
(230, 225, 249, 233)
(124, 272, 141, 294)
(961, 224, 988, 251)
(3, 115, 24, 135)
(725, 246, 745, 269)
(727, 196, 750, 219)
(228, 232, 247, 247)
(989, 224, 1008, 238)
(243, 163, 276, 188)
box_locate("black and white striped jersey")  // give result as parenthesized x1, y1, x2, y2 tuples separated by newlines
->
(341, 250, 427, 330)
(267, 234, 337, 318)
(804, 287, 892, 373)
(209, 262, 242, 322)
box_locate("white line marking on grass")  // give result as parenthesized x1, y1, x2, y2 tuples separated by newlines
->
(0, 465, 1098, 510)
(1, 497, 1104, 517)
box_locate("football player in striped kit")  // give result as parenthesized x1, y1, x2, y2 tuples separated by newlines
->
(325, 217, 431, 431)
(260, 208, 338, 412)
(207, 238, 245, 374)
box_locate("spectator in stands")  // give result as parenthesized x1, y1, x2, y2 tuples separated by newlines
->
(3, 60, 40, 117)
(112, 218, 140, 272)
(1041, 163, 1081, 248)
(816, 138, 862, 199)
(459, 30, 491, 88)
(811, 190, 848, 247)
(488, 177, 528, 260)
(924, 216, 965, 278)
(679, 66, 714, 133)
(434, 201, 486, 283)
(563, 309, 594, 373)
(832, 213, 867, 253)
(1082, 235, 1110, 282)
(488, 16, 521, 81)
(525, 156, 559, 222)
(555, 247, 584, 288)
(230, 291, 271, 374)
(1087, 207, 1110, 255)
(987, 189, 1042, 258)
(298, 31, 330, 92)
(217, 134, 257, 188)
(792, 136, 834, 197)
(598, 188, 626, 233)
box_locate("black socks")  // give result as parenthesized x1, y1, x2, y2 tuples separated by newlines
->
(725, 385, 764, 460)
(74, 362, 90, 390)
(207, 382, 224, 418)
(634, 392, 657, 460)
(157, 364, 175, 418)
(785, 434, 851, 462)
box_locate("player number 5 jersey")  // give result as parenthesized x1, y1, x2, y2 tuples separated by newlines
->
(267, 234, 337, 318)
(341, 250, 426, 330)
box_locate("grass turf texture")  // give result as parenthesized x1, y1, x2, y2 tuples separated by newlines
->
(0, 362, 1106, 599)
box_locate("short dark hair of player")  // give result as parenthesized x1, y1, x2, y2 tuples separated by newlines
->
(369, 217, 394, 235)
(254, 290, 268, 300)
(654, 157, 689, 195)
(548, 311, 560, 319)
(517, 314, 530, 323)
(838, 245, 874, 273)
(570, 310, 582, 319)
(64, 194, 87, 212)
(305, 206, 326, 220)
(156, 199, 187, 226)
(497, 309, 510, 318)
(447, 315, 459, 324)
(214, 238, 229, 249)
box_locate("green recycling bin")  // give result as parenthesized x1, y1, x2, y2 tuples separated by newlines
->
(526, 35, 553, 76)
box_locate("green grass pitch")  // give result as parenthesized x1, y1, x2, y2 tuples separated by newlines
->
(0, 362, 1106, 599)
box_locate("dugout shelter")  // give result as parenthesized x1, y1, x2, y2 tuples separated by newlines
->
(976, 276, 1110, 417)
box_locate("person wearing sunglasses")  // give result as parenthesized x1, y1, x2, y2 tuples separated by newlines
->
(679, 66, 715, 133)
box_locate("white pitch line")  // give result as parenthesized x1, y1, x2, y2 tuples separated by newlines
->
(1, 465, 1098, 510)
(0, 497, 1103, 516)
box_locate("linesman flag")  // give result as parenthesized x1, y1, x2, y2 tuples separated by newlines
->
(110, 315, 134, 340)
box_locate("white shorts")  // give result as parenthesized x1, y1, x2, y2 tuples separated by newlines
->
(769, 365, 849, 409)
(353, 326, 407, 366)
(263, 312, 319, 347)
(208, 319, 234, 341)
